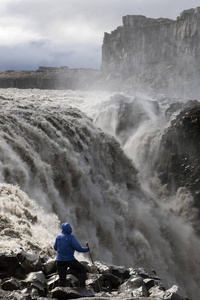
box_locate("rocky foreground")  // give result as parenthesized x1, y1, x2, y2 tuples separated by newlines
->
(0, 248, 190, 300)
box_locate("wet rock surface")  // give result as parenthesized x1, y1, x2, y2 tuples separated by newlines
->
(157, 100, 200, 213)
(0, 248, 190, 300)
(94, 94, 160, 145)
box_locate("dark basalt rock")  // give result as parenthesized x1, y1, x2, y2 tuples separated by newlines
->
(42, 258, 57, 275)
(22, 271, 47, 292)
(86, 273, 104, 292)
(118, 275, 146, 292)
(17, 249, 42, 274)
(101, 7, 200, 98)
(0, 248, 190, 300)
(1, 278, 21, 291)
(50, 286, 94, 299)
(149, 285, 185, 299)
(0, 67, 100, 90)
(103, 273, 121, 289)
(0, 250, 20, 278)
(157, 100, 200, 213)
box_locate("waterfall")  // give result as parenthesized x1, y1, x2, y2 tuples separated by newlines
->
(0, 88, 200, 299)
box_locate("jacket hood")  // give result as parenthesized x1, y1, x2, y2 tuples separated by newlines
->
(62, 223, 72, 234)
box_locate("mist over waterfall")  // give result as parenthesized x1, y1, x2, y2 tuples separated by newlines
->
(1, 88, 200, 299)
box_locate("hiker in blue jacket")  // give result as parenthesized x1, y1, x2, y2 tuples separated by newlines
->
(53, 222, 89, 287)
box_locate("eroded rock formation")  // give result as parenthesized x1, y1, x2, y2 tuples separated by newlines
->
(157, 100, 200, 214)
(101, 7, 200, 97)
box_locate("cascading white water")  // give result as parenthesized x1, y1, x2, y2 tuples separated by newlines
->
(0, 88, 200, 299)
(0, 183, 60, 256)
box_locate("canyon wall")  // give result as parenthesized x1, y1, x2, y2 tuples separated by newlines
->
(0, 67, 100, 90)
(101, 7, 200, 98)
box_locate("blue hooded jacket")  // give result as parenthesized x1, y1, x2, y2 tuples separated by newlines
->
(53, 223, 89, 261)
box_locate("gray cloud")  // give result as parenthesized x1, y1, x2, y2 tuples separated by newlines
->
(0, 0, 200, 71)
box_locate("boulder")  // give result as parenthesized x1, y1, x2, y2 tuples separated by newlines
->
(109, 264, 130, 280)
(0, 250, 20, 278)
(143, 278, 156, 290)
(91, 261, 110, 274)
(42, 258, 56, 275)
(17, 249, 42, 274)
(118, 275, 148, 297)
(119, 275, 144, 292)
(149, 285, 167, 298)
(50, 286, 94, 299)
(103, 273, 121, 289)
(23, 271, 46, 293)
(129, 268, 160, 280)
(46, 273, 59, 290)
(1, 278, 21, 291)
(22, 287, 41, 299)
(66, 274, 79, 287)
(166, 285, 186, 300)
(86, 273, 104, 292)
(149, 285, 185, 299)
(0, 288, 32, 300)
(131, 285, 148, 297)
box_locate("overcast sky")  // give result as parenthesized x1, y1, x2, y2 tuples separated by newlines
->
(0, 0, 200, 71)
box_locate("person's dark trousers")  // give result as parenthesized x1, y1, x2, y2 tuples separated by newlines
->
(56, 259, 87, 287)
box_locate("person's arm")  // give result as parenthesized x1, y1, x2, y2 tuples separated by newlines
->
(71, 236, 89, 252)
(53, 239, 57, 251)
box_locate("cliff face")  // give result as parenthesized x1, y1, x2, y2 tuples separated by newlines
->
(101, 7, 200, 98)
(157, 100, 200, 215)
(0, 67, 100, 90)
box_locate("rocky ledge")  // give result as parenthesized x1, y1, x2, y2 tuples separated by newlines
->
(0, 248, 190, 300)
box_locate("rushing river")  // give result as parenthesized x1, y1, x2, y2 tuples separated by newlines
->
(0, 88, 200, 299)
